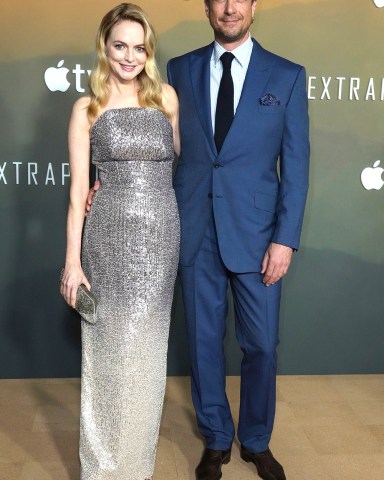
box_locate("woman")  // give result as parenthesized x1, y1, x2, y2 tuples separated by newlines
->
(60, 4, 180, 479)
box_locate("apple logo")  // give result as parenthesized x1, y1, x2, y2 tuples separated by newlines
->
(373, 0, 384, 7)
(44, 60, 70, 92)
(361, 160, 384, 190)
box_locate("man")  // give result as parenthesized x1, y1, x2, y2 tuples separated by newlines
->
(167, 1, 309, 479)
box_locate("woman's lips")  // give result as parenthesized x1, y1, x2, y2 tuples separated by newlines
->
(120, 64, 135, 72)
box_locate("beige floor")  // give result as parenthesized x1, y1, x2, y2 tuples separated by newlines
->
(0, 376, 383, 480)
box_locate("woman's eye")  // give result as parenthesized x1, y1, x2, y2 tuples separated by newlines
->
(115, 44, 124, 50)
(135, 47, 145, 53)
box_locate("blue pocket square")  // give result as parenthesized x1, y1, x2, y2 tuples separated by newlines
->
(260, 93, 281, 106)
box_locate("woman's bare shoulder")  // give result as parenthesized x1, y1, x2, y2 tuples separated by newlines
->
(69, 96, 92, 128)
(72, 96, 91, 114)
(161, 83, 178, 112)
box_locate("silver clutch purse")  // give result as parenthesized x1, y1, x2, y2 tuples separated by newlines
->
(60, 269, 97, 324)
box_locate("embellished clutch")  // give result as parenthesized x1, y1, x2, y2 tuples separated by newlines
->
(60, 269, 97, 324)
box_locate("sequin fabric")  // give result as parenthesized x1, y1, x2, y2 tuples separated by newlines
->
(80, 108, 180, 480)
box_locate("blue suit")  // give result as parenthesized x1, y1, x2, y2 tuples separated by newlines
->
(167, 39, 309, 452)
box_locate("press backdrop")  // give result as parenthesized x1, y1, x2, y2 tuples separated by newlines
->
(0, 0, 383, 378)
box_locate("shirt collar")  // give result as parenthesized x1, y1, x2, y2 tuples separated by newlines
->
(212, 35, 253, 68)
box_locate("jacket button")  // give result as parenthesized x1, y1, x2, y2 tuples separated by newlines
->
(213, 163, 220, 168)
(208, 193, 213, 199)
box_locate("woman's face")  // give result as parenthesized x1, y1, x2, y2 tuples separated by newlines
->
(105, 20, 147, 84)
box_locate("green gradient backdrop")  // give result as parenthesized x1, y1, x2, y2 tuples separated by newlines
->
(0, 0, 383, 378)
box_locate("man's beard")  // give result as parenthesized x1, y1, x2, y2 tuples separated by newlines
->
(211, 18, 253, 44)
(215, 27, 247, 43)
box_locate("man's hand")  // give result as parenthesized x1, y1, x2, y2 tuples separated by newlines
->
(261, 242, 293, 286)
(85, 179, 101, 215)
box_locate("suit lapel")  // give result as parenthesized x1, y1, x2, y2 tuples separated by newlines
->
(190, 44, 217, 155)
(219, 39, 273, 158)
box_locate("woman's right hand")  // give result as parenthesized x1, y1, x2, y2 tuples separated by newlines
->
(60, 266, 91, 309)
(85, 179, 101, 215)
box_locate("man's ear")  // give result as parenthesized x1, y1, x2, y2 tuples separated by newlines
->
(204, 1, 209, 18)
(252, 0, 257, 18)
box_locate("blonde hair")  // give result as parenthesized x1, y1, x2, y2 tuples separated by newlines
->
(88, 3, 166, 121)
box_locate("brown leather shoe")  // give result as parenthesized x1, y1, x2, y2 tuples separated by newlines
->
(195, 448, 231, 480)
(240, 445, 286, 480)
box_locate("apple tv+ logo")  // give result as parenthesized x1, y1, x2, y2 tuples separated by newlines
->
(361, 161, 384, 191)
(44, 60, 91, 93)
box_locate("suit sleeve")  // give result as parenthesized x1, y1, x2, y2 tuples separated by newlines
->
(271, 66, 310, 250)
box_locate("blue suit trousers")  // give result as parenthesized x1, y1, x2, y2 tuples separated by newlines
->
(179, 213, 282, 452)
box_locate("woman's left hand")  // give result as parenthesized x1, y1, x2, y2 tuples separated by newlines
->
(60, 265, 91, 309)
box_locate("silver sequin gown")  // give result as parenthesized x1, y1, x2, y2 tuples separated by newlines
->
(80, 108, 180, 480)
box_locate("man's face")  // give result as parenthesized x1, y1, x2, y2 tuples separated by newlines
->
(205, 0, 256, 48)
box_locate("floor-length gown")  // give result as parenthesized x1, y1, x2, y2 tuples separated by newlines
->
(80, 107, 180, 480)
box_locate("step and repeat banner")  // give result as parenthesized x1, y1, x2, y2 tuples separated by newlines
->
(0, 0, 383, 377)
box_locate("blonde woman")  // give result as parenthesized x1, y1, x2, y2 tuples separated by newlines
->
(60, 3, 180, 479)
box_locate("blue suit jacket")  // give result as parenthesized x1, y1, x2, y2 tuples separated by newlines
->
(167, 39, 310, 272)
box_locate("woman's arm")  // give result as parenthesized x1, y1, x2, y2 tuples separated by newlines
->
(61, 97, 92, 308)
(162, 83, 180, 156)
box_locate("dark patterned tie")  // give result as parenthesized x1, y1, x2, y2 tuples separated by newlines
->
(214, 52, 235, 152)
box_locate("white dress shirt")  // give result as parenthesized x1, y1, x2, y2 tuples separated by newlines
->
(210, 35, 253, 132)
